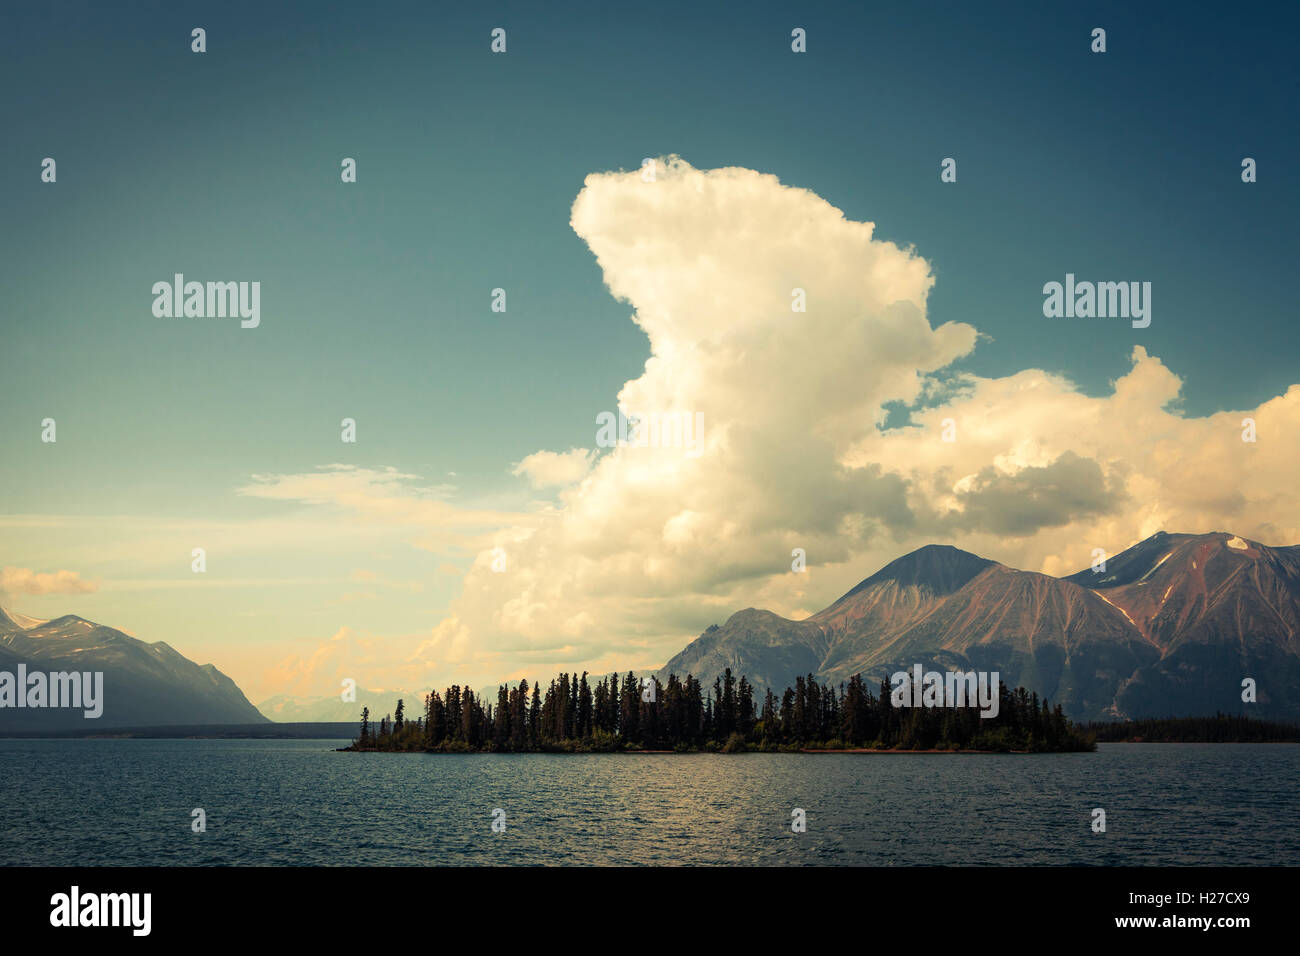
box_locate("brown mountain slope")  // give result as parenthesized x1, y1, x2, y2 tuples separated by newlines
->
(659, 533, 1300, 720)
(1065, 532, 1300, 716)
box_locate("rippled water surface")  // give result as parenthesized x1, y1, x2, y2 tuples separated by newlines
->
(1, 740, 1295, 865)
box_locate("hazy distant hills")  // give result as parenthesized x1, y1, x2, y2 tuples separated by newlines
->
(257, 690, 431, 724)
(0, 607, 267, 730)
(659, 532, 1300, 721)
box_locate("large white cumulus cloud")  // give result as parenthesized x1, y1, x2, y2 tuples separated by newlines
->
(408, 157, 1300, 684)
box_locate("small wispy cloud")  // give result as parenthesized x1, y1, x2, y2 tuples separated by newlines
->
(512, 448, 596, 488)
(0, 566, 98, 596)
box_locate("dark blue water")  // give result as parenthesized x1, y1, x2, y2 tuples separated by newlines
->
(1, 740, 1295, 865)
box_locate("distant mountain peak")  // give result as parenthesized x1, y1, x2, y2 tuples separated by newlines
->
(842, 543, 996, 598)
(0, 606, 51, 630)
(1065, 530, 1265, 588)
(0, 606, 266, 730)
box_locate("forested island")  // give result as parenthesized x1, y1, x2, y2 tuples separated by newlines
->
(344, 670, 1096, 753)
(1085, 713, 1300, 742)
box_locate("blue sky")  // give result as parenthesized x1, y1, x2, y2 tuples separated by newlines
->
(1, 1, 1296, 701)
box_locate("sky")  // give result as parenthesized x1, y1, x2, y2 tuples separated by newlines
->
(1, 1, 1297, 706)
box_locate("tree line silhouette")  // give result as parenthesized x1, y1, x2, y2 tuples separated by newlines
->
(1086, 713, 1300, 742)
(347, 669, 1095, 753)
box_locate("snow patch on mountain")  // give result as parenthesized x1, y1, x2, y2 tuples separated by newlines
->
(1138, 552, 1172, 582)
(0, 607, 50, 630)
(1095, 591, 1138, 628)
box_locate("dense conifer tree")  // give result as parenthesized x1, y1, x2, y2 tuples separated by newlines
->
(349, 669, 1096, 753)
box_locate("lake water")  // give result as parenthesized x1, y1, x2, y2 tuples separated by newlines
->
(1, 740, 1295, 865)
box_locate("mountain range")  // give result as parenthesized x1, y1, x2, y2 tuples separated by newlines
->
(0, 607, 266, 730)
(658, 532, 1300, 721)
(7, 530, 1296, 729)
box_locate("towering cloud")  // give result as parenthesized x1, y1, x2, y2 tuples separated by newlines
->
(308, 158, 1299, 687)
